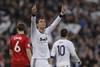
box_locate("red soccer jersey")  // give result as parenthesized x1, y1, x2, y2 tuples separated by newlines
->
(9, 34, 31, 67)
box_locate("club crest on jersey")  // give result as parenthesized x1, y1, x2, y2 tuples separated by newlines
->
(40, 37, 47, 41)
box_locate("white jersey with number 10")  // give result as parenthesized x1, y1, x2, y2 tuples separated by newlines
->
(51, 39, 80, 67)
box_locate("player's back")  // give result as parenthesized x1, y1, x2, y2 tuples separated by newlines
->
(10, 34, 30, 66)
(52, 39, 73, 66)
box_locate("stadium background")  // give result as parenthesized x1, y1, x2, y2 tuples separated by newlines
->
(0, 0, 100, 67)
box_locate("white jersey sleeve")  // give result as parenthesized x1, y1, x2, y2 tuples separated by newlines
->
(51, 43, 56, 57)
(68, 42, 80, 63)
(46, 16, 62, 34)
(31, 16, 37, 39)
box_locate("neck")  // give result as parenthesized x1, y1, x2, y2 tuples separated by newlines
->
(18, 31, 24, 34)
(61, 37, 67, 39)
(38, 28, 45, 33)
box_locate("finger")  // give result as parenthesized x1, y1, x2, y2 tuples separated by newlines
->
(32, 4, 37, 8)
(32, 5, 37, 10)
(62, 4, 66, 10)
(32, 7, 35, 10)
(62, 4, 64, 8)
(33, 4, 36, 6)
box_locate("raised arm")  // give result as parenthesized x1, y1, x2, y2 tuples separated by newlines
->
(46, 5, 66, 34)
(31, 4, 37, 38)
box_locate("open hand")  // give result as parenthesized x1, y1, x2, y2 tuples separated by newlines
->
(61, 4, 66, 15)
(61, 4, 71, 15)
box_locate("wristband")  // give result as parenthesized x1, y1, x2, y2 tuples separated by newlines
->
(59, 12, 64, 17)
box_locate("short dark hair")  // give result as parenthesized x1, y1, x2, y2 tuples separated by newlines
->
(37, 16, 46, 24)
(17, 23, 26, 31)
(61, 28, 68, 37)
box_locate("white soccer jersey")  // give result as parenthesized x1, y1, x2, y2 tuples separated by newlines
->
(51, 39, 80, 67)
(31, 16, 62, 59)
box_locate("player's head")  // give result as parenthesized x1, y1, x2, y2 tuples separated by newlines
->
(60, 28, 68, 37)
(37, 17, 46, 30)
(17, 22, 26, 32)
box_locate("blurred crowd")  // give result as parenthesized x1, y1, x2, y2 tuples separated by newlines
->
(0, 0, 100, 67)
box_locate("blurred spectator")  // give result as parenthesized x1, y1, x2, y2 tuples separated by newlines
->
(0, 16, 11, 34)
(0, 54, 4, 67)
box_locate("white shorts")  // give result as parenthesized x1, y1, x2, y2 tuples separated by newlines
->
(31, 59, 50, 67)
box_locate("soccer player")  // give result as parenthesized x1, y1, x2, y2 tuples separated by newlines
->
(50, 28, 81, 67)
(9, 23, 32, 67)
(31, 4, 66, 67)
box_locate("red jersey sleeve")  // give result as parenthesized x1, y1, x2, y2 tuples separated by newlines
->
(25, 37, 31, 49)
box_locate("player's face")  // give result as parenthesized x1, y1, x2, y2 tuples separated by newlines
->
(37, 19, 46, 29)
